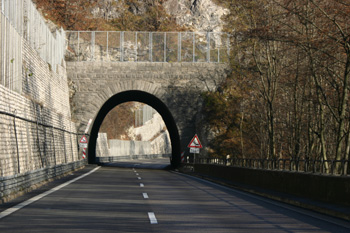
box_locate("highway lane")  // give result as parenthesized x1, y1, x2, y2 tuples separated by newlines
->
(0, 158, 349, 232)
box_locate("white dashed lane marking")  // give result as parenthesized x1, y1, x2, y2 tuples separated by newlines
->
(133, 170, 156, 225)
(148, 212, 158, 224)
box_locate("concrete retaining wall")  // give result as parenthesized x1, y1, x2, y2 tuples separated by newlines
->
(96, 133, 110, 157)
(109, 139, 152, 156)
(194, 164, 350, 206)
(0, 14, 83, 202)
(96, 154, 171, 163)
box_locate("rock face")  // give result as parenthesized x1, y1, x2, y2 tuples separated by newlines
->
(91, 0, 227, 32)
(163, 0, 227, 32)
(91, 0, 122, 20)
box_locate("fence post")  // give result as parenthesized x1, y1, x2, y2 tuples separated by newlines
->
(207, 32, 210, 62)
(121, 31, 124, 62)
(135, 31, 138, 62)
(52, 126, 56, 166)
(178, 32, 181, 62)
(193, 32, 195, 62)
(62, 126, 67, 163)
(227, 34, 230, 61)
(70, 124, 74, 162)
(149, 32, 152, 62)
(32, 102, 44, 168)
(12, 109, 20, 174)
(164, 32, 166, 62)
(331, 160, 334, 175)
(218, 33, 220, 63)
(91, 31, 95, 61)
(106, 31, 109, 60)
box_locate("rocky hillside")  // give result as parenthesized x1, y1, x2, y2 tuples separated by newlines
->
(163, 0, 227, 32)
(33, 0, 227, 32)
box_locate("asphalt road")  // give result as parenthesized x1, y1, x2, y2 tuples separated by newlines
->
(0, 158, 349, 232)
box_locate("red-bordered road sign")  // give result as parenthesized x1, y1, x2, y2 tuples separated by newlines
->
(187, 134, 203, 148)
(79, 135, 88, 144)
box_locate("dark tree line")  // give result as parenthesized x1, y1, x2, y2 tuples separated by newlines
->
(203, 0, 350, 174)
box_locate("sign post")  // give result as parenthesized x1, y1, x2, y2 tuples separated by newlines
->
(181, 151, 185, 163)
(187, 134, 202, 164)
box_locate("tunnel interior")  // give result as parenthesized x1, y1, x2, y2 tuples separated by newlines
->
(88, 90, 181, 168)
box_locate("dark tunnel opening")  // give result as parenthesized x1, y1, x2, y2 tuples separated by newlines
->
(88, 90, 181, 168)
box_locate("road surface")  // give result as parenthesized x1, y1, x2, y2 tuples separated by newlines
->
(0, 158, 349, 232)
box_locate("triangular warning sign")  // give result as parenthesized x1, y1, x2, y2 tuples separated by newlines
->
(187, 134, 202, 148)
(79, 135, 88, 143)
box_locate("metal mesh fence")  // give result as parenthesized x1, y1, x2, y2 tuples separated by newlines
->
(0, 12, 22, 92)
(0, 0, 66, 91)
(66, 31, 230, 63)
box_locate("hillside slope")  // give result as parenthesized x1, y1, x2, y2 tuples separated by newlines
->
(33, 0, 226, 32)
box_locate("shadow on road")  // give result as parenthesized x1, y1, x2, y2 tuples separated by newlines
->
(99, 158, 172, 170)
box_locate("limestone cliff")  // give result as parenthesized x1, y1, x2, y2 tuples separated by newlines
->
(163, 0, 227, 32)
(91, 0, 227, 32)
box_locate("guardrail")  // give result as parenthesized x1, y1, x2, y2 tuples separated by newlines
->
(66, 31, 230, 63)
(185, 158, 350, 176)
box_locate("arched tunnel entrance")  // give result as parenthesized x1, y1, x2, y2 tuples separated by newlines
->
(88, 90, 181, 168)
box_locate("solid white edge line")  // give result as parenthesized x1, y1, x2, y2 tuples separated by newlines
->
(0, 166, 101, 220)
(148, 212, 158, 224)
